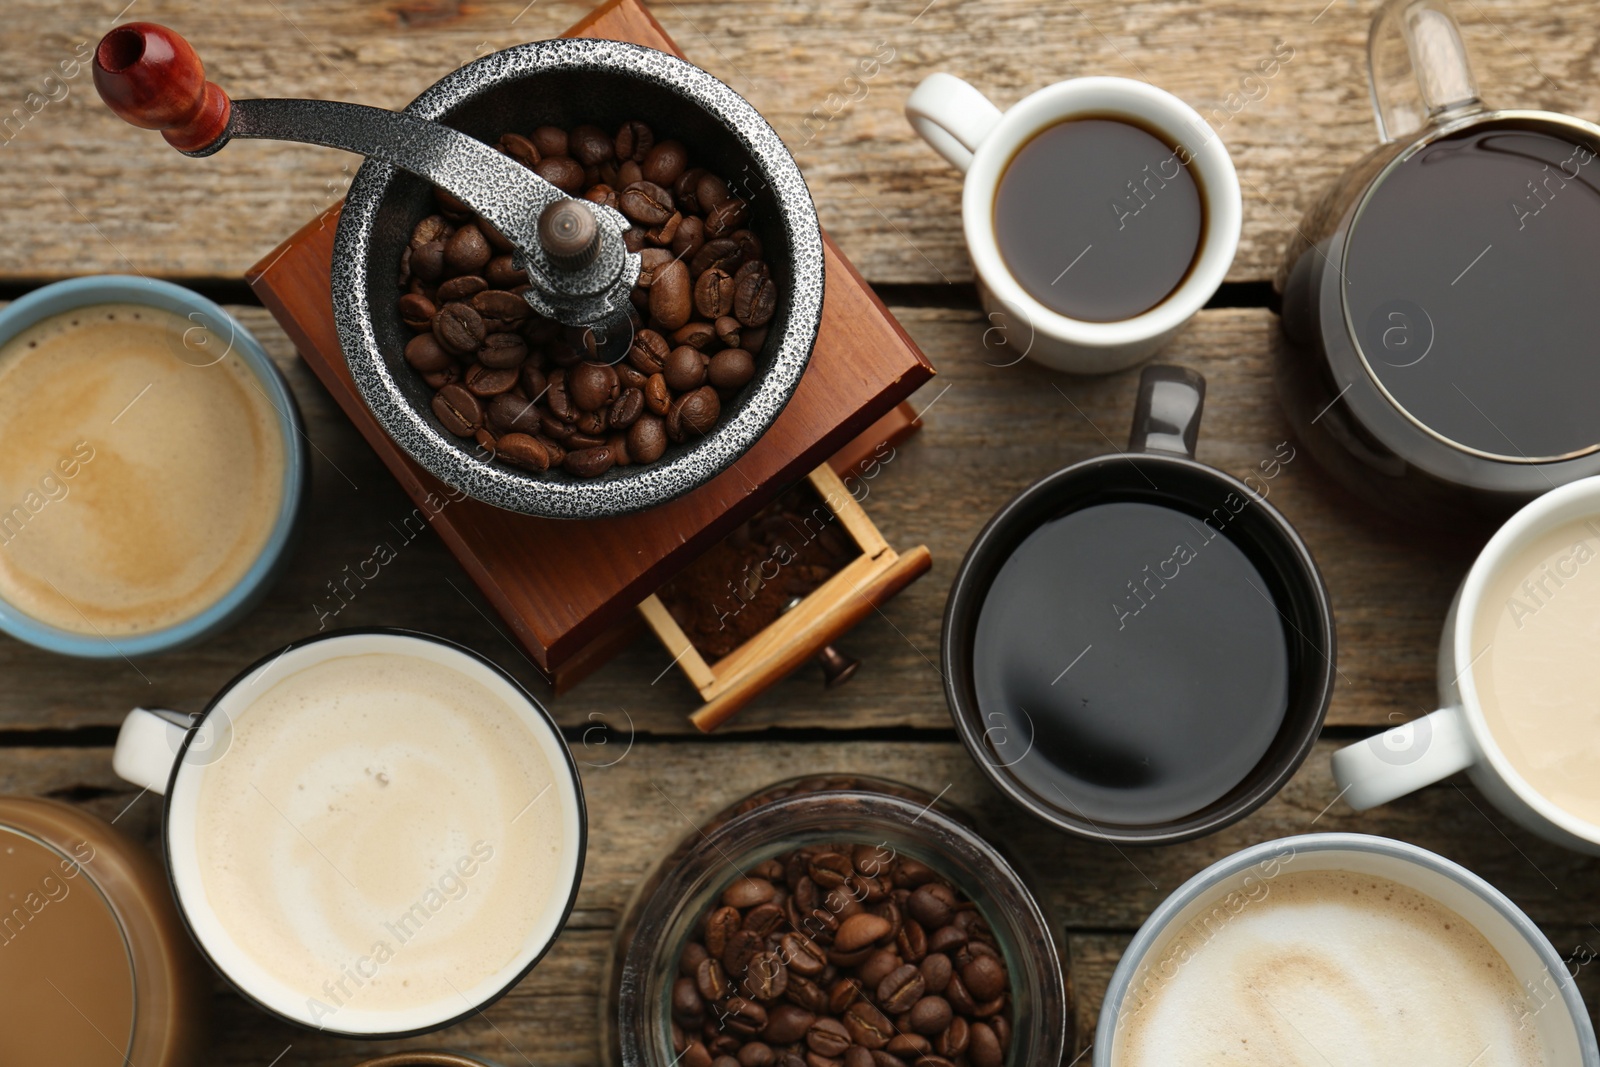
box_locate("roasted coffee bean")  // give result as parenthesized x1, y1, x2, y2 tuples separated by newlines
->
(486, 254, 528, 289)
(876, 965, 925, 1015)
(741, 324, 770, 354)
(433, 302, 485, 355)
(432, 383, 483, 435)
(671, 386, 721, 440)
(806, 1018, 851, 1059)
(498, 132, 539, 168)
(724, 998, 768, 1037)
(935, 1017, 969, 1058)
(412, 239, 446, 282)
(422, 365, 459, 389)
(885, 1035, 931, 1059)
(696, 267, 736, 318)
(741, 1043, 777, 1067)
(826, 977, 863, 1014)
(988, 1014, 1010, 1051)
(724, 927, 765, 979)
(911, 1056, 956, 1067)
(706, 197, 750, 238)
(960, 956, 1005, 1001)
(537, 435, 567, 467)
(520, 363, 549, 399)
(675, 166, 709, 212)
(715, 316, 743, 348)
(674, 976, 706, 1023)
(563, 445, 614, 478)
(411, 214, 450, 247)
(892, 860, 938, 889)
(531, 125, 568, 157)
(781, 931, 828, 978)
(858, 949, 901, 991)
(643, 140, 690, 185)
(926, 925, 966, 956)
(745, 950, 788, 1001)
(615, 119, 654, 162)
(784, 973, 829, 1015)
(641, 373, 672, 417)
(584, 183, 620, 212)
(834, 914, 892, 954)
(569, 362, 619, 412)
(908, 996, 951, 1036)
(809, 853, 855, 889)
(680, 941, 712, 979)
(398, 293, 437, 331)
(475, 333, 526, 371)
(575, 407, 608, 436)
(843, 1001, 892, 1050)
(724, 877, 777, 909)
(731, 229, 764, 265)
(697, 957, 731, 1002)
(445, 224, 492, 275)
(966, 1022, 1001, 1067)
(627, 414, 667, 463)
(488, 393, 542, 437)
(637, 247, 676, 287)
(465, 363, 518, 397)
(606, 432, 632, 467)
(692, 238, 744, 277)
(650, 259, 693, 330)
(571, 123, 614, 166)
(664, 346, 708, 391)
(709, 348, 756, 390)
(535, 156, 585, 193)
(918, 953, 952, 995)
(908, 885, 957, 929)
(628, 329, 671, 374)
(764, 1002, 816, 1045)
(616, 362, 648, 391)
(497, 433, 549, 471)
(734, 271, 778, 327)
(609, 387, 645, 430)
(474, 291, 531, 333)
(623, 227, 649, 254)
(943, 974, 976, 1016)
(437, 274, 488, 303)
(697, 172, 732, 211)
(673, 215, 707, 260)
(673, 320, 718, 350)
(619, 180, 676, 226)
(405, 333, 452, 373)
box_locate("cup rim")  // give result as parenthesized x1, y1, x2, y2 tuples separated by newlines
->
(940, 451, 1333, 845)
(1454, 474, 1600, 844)
(0, 275, 308, 658)
(1092, 832, 1600, 1065)
(960, 76, 1242, 349)
(155, 627, 588, 1039)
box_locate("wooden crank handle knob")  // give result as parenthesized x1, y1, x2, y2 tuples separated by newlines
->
(93, 23, 231, 154)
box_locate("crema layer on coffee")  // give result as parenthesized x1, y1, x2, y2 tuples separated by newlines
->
(0, 304, 284, 635)
(1113, 869, 1544, 1067)
(195, 652, 571, 1019)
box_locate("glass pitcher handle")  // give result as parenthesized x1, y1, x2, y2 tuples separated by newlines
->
(1367, 0, 1484, 143)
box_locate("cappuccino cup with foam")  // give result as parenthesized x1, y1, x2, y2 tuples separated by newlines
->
(1333, 475, 1600, 854)
(1097, 833, 1599, 1067)
(111, 629, 586, 1036)
(0, 275, 307, 657)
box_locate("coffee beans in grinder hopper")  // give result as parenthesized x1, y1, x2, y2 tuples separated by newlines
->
(395, 121, 776, 479)
(672, 844, 1013, 1067)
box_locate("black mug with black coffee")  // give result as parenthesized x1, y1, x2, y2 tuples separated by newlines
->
(942, 366, 1335, 845)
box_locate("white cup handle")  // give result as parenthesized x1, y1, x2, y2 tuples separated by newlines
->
(905, 73, 1005, 174)
(1330, 706, 1476, 810)
(112, 708, 196, 796)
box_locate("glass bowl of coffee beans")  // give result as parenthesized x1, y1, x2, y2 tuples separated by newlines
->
(336, 40, 824, 519)
(606, 777, 1069, 1067)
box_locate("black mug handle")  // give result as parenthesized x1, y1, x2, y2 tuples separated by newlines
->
(1128, 364, 1205, 458)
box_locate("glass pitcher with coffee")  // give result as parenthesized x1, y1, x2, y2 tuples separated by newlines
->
(1276, 0, 1600, 526)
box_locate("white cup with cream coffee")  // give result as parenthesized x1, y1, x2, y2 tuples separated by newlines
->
(111, 628, 585, 1037)
(1333, 475, 1600, 854)
(1097, 833, 1598, 1067)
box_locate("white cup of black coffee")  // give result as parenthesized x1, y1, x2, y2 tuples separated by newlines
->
(942, 366, 1334, 843)
(906, 74, 1242, 374)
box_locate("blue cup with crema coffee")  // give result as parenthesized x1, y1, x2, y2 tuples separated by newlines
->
(0, 275, 308, 657)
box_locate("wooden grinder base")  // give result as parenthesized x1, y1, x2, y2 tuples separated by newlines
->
(246, 0, 936, 692)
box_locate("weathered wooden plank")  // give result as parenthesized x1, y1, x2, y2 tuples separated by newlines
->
(2, 0, 1596, 285)
(6, 739, 1598, 1060)
(0, 303, 1471, 733)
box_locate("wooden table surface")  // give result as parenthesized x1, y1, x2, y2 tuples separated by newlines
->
(5, 0, 1600, 1062)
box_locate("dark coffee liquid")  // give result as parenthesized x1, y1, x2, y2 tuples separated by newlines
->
(972, 501, 1289, 825)
(993, 118, 1203, 323)
(1346, 122, 1600, 460)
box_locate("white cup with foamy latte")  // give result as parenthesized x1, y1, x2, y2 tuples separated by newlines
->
(1097, 833, 1598, 1067)
(1333, 475, 1600, 855)
(111, 628, 586, 1037)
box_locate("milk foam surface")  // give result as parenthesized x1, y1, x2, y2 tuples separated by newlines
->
(0, 304, 284, 635)
(1474, 516, 1600, 826)
(1113, 869, 1544, 1067)
(195, 652, 570, 1016)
